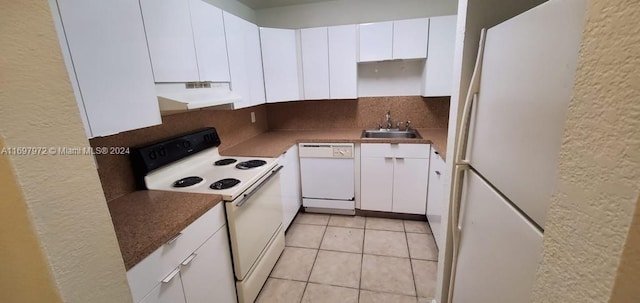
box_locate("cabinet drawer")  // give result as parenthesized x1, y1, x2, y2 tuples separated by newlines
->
(361, 143, 430, 159)
(393, 143, 430, 158)
(360, 143, 393, 157)
(127, 203, 226, 303)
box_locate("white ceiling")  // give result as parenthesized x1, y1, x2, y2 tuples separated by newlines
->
(237, 0, 335, 10)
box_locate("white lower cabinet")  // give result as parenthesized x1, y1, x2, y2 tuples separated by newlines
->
(138, 273, 186, 303)
(181, 228, 236, 303)
(360, 157, 394, 212)
(392, 158, 430, 214)
(426, 149, 446, 248)
(128, 204, 236, 303)
(280, 145, 302, 230)
(360, 144, 430, 215)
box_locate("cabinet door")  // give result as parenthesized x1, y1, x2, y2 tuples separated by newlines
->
(422, 15, 457, 96)
(426, 153, 445, 248)
(224, 12, 265, 109)
(181, 227, 237, 303)
(328, 25, 358, 99)
(392, 158, 429, 214)
(360, 157, 394, 212)
(393, 18, 429, 59)
(301, 27, 330, 100)
(56, 0, 161, 138)
(246, 23, 267, 108)
(358, 21, 393, 62)
(140, 0, 199, 82)
(280, 146, 301, 230)
(189, 0, 230, 82)
(261, 28, 302, 103)
(138, 270, 186, 303)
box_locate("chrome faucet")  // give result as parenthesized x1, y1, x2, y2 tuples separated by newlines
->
(385, 110, 393, 130)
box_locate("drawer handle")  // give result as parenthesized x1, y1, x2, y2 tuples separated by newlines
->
(396, 157, 405, 160)
(435, 171, 441, 176)
(166, 233, 182, 245)
(237, 165, 283, 207)
(181, 253, 198, 266)
(384, 157, 393, 160)
(434, 151, 439, 155)
(161, 268, 180, 283)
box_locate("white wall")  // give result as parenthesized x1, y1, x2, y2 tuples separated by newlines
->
(532, 0, 640, 301)
(255, 0, 458, 28)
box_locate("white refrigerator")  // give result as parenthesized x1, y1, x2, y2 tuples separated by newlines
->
(450, 0, 587, 302)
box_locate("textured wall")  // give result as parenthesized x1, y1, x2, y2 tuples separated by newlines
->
(255, 0, 457, 28)
(90, 105, 269, 201)
(0, 138, 63, 303)
(610, 196, 640, 302)
(0, 0, 133, 302)
(531, 0, 640, 302)
(267, 97, 450, 130)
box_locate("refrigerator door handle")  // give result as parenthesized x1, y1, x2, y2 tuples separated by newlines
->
(448, 28, 487, 303)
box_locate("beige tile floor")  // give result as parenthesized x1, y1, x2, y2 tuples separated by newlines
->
(256, 213, 438, 303)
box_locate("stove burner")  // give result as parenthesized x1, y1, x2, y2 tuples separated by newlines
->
(173, 176, 204, 188)
(210, 178, 241, 190)
(236, 160, 267, 170)
(214, 158, 237, 166)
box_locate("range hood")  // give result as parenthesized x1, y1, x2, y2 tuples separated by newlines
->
(155, 82, 241, 115)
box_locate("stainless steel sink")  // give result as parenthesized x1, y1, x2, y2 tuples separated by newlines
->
(361, 129, 422, 139)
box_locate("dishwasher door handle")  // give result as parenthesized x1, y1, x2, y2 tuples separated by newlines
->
(236, 165, 283, 207)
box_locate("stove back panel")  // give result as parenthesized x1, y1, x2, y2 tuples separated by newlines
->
(131, 128, 221, 189)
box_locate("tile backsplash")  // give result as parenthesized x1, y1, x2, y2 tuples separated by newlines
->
(90, 105, 268, 201)
(91, 96, 449, 202)
(266, 96, 449, 130)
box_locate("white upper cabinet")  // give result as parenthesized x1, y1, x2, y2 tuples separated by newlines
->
(328, 25, 358, 99)
(224, 12, 266, 109)
(423, 15, 457, 96)
(393, 18, 429, 60)
(140, 0, 199, 82)
(358, 21, 393, 62)
(54, 0, 161, 138)
(359, 18, 430, 62)
(300, 27, 330, 100)
(189, 0, 230, 82)
(260, 28, 302, 103)
(140, 0, 230, 83)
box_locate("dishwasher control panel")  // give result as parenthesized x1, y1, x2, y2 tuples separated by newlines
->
(299, 143, 354, 158)
(332, 146, 353, 158)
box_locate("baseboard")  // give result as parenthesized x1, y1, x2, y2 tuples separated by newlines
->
(355, 209, 427, 221)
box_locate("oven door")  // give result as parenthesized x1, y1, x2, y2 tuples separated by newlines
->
(226, 165, 283, 280)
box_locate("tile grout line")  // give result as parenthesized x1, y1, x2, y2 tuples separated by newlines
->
(298, 218, 329, 303)
(358, 216, 368, 302)
(405, 220, 420, 298)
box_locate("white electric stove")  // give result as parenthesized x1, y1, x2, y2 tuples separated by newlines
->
(144, 147, 278, 200)
(132, 128, 285, 303)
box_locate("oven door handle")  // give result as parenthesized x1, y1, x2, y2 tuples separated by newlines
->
(236, 165, 283, 207)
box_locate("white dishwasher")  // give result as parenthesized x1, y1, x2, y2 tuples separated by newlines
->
(299, 143, 355, 215)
